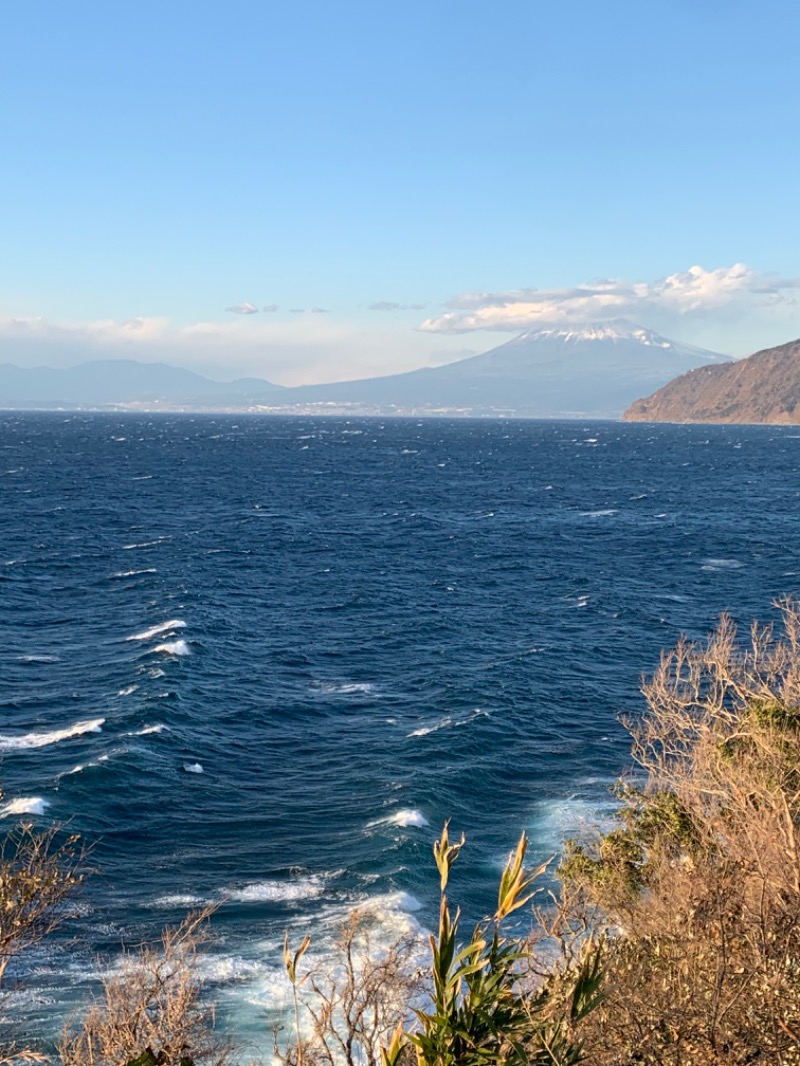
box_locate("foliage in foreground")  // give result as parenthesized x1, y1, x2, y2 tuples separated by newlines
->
(279, 826, 601, 1066)
(560, 599, 800, 1064)
(59, 907, 232, 1066)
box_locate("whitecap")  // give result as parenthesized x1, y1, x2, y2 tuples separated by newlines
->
(133, 724, 166, 736)
(313, 681, 375, 696)
(1, 797, 50, 817)
(581, 509, 618, 517)
(701, 558, 746, 572)
(127, 619, 186, 642)
(407, 707, 486, 738)
(183, 762, 204, 774)
(150, 893, 205, 908)
(118, 684, 139, 696)
(18, 653, 60, 663)
(111, 568, 158, 578)
(226, 876, 325, 903)
(408, 716, 451, 737)
(368, 809, 429, 829)
(154, 639, 190, 656)
(0, 717, 105, 751)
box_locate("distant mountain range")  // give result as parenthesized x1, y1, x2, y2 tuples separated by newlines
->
(0, 323, 731, 418)
(623, 338, 800, 424)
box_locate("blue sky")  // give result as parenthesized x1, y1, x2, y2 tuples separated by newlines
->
(2, 0, 799, 383)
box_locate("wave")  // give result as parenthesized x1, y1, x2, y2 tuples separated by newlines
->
(226, 876, 326, 903)
(183, 762, 204, 774)
(407, 707, 487, 738)
(154, 639, 190, 656)
(111, 568, 158, 579)
(581, 509, 618, 518)
(312, 681, 376, 696)
(368, 809, 429, 829)
(127, 619, 186, 642)
(701, 558, 746, 572)
(1, 797, 49, 817)
(151, 893, 206, 908)
(132, 724, 166, 736)
(18, 653, 61, 663)
(118, 685, 139, 696)
(0, 717, 105, 751)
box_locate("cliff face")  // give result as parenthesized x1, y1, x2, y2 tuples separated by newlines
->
(623, 339, 800, 424)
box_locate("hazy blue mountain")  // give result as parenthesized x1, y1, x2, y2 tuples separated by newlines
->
(0, 360, 286, 408)
(0, 324, 730, 416)
(287, 323, 731, 417)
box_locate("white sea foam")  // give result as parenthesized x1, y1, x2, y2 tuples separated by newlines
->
(183, 762, 204, 774)
(313, 681, 376, 696)
(407, 707, 486, 738)
(127, 619, 186, 642)
(581, 509, 618, 517)
(532, 795, 618, 855)
(18, 653, 61, 663)
(0, 717, 105, 751)
(154, 639, 190, 656)
(226, 876, 325, 903)
(151, 893, 205, 908)
(1, 797, 50, 817)
(369, 809, 429, 829)
(118, 684, 139, 696)
(111, 568, 158, 578)
(701, 558, 746, 572)
(408, 717, 451, 737)
(133, 724, 166, 736)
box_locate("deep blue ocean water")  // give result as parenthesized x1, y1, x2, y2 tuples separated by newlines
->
(2, 413, 800, 1046)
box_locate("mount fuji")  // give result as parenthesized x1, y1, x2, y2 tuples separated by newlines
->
(287, 322, 732, 418)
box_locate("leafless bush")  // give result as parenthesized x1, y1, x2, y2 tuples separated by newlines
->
(60, 908, 233, 1066)
(0, 821, 88, 988)
(275, 911, 423, 1066)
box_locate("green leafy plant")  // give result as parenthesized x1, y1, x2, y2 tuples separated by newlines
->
(385, 824, 602, 1066)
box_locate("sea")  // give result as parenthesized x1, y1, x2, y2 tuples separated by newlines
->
(2, 412, 799, 1051)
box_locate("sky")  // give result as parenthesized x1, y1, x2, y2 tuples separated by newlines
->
(2, 0, 800, 385)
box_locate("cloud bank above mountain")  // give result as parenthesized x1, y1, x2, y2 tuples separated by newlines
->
(419, 265, 800, 335)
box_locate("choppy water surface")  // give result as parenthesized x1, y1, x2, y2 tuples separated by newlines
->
(2, 413, 799, 1043)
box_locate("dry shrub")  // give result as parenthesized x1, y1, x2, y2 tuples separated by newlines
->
(0, 821, 88, 987)
(561, 599, 800, 1065)
(276, 911, 422, 1066)
(0, 820, 88, 1064)
(59, 909, 233, 1066)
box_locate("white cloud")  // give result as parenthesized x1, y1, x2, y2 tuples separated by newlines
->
(0, 312, 466, 386)
(368, 301, 427, 311)
(225, 302, 259, 315)
(419, 264, 800, 334)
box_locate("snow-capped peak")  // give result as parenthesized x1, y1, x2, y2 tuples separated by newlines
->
(515, 322, 673, 348)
